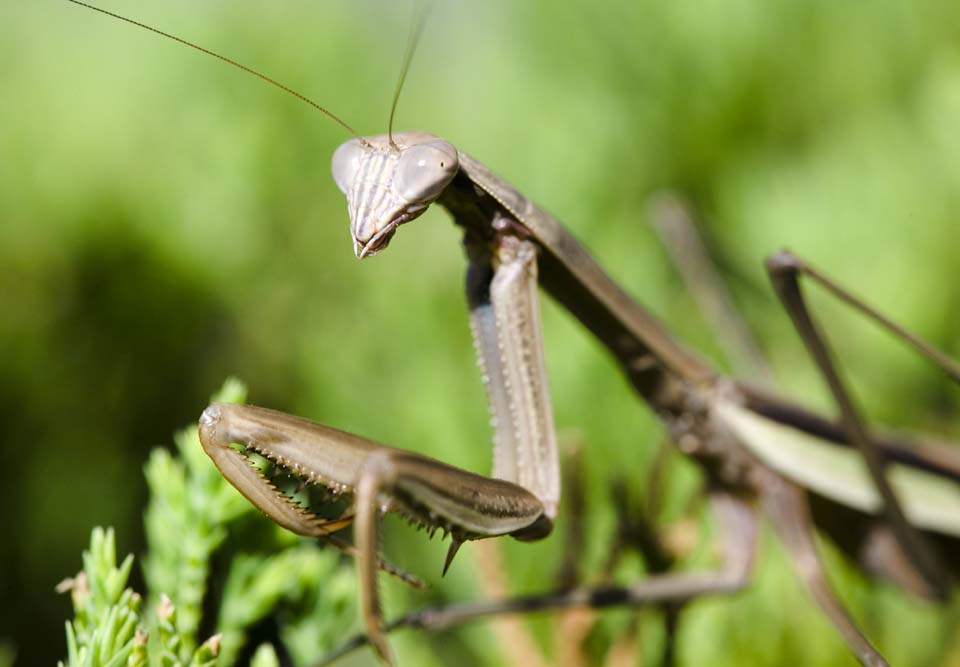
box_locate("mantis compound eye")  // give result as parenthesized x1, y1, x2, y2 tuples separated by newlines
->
(395, 140, 459, 205)
(331, 138, 365, 194)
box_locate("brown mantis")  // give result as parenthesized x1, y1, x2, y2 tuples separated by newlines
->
(66, 2, 960, 666)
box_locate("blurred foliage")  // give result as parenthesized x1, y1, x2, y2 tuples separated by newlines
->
(3, 0, 960, 665)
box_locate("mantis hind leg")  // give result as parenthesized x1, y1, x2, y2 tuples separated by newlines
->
(758, 470, 889, 667)
(765, 249, 952, 599)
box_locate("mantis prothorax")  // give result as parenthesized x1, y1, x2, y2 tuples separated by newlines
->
(69, 3, 960, 666)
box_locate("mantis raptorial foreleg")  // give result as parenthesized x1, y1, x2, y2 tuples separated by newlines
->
(467, 229, 560, 518)
(350, 228, 567, 660)
(198, 401, 552, 665)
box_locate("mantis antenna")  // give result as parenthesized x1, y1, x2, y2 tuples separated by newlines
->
(64, 0, 367, 145)
(387, 3, 431, 149)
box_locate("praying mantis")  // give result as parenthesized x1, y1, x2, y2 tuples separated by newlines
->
(65, 2, 960, 666)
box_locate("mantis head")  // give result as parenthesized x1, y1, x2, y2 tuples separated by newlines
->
(332, 131, 459, 258)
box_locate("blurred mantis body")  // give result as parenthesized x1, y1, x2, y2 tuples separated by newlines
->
(68, 2, 960, 666)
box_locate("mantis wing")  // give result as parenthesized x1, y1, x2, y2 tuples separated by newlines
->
(714, 399, 960, 538)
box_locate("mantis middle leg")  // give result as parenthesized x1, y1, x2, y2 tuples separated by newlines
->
(315, 488, 759, 666)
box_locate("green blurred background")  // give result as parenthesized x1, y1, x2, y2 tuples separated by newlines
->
(4, 1, 960, 665)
